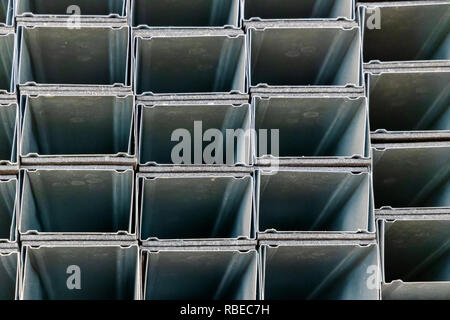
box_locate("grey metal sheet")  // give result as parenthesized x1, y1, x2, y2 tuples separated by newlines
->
(139, 165, 254, 174)
(248, 21, 362, 89)
(142, 249, 257, 299)
(251, 86, 365, 97)
(243, 0, 354, 21)
(131, 0, 240, 28)
(141, 239, 257, 249)
(0, 249, 18, 300)
(20, 93, 136, 165)
(380, 219, 450, 299)
(138, 102, 251, 166)
(252, 95, 369, 160)
(138, 173, 254, 242)
(360, 2, 450, 63)
(260, 243, 379, 299)
(15, 0, 127, 18)
(0, 0, 13, 26)
(367, 70, 449, 137)
(0, 31, 15, 93)
(21, 244, 140, 300)
(134, 29, 246, 95)
(18, 25, 129, 86)
(0, 177, 17, 243)
(376, 207, 450, 220)
(0, 101, 17, 166)
(19, 168, 136, 240)
(257, 169, 375, 235)
(382, 281, 450, 300)
(372, 142, 450, 208)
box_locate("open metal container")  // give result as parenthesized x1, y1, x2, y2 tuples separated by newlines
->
(138, 172, 255, 247)
(256, 168, 375, 240)
(0, 30, 16, 94)
(131, 0, 240, 28)
(133, 29, 246, 96)
(243, 0, 355, 22)
(19, 88, 136, 166)
(0, 96, 18, 173)
(0, 248, 19, 300)
(247, 21, 362, 93)
(17, 21, 130, 87)
(360, 1, 450, 67)
(15, 0, 128, 19)
(252, 94, 371, 167)
(142, 247, 257, 299)
(379, 217, 450, 300)
(0, 0, 13, 26)
(19, 168, 136, 241)
(0, 176, 18, 245)
(20, 243, 140, 300)
(137, 96, 251, 166)
(367, 66, 450, 142)
(259, 239, 379, 299)
(372, 141, 450, 212)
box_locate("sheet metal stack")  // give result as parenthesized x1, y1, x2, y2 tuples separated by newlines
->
(131, 0, 257, 300)
(359, 0, 450, 300)
(245, 0, 378, 300)
(14, 0, 140, 300)
(0, 0, 448, 300)
(0, 0, 19, 301)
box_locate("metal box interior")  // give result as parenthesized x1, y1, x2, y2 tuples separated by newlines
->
(257, 170, 374, 233)
(253, 96, 368, 158)
(21, 245, 139, 300)
(143, 249, 257, 300)
(19, 169, 135, 237)
(139, 174, 253, 241)
(18, 26, 129, 85)
(20, 95, 135, 159)
(132, 0, 240, 28)
(260, 244, 379, 299)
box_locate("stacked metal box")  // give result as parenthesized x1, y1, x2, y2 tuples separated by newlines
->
(131, 0, 257, 300)
(14, 0, 140, 300)
(245, 0, 378, 300)
(0, 0, 448, 300)
(359, 0, 450, 300)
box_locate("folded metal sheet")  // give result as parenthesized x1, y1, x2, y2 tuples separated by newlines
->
(138, 173, 254, 245)
(256, 168, 375, 239)
(19, 91, 136, 166)
(0, 177, 17, 243)
(243, 0, 354, 21)
(133, 29, 246, 95)
(372, 142, 450, 209)
(246, 21, 361, 92)
(0, 249, 18, 300)
(260, 241, 379, 299)
(379, 219, 450, 300)
(17, 23, 130, 86)
(137, 98, 251, 166)
(131, 0, 240, 28)
(368, 68, 450, 141)
(19, 168, 135, 240)
(247, 21, 362, 92)
(360, 2, 450, 64)
(15, 0, 127, 18)
(0, 30, 15, 94)
(0, 0, 13, 26)
(252, 95, 370, 165)
(0, 99, 18, 170)
(142, 248, 257, 299)
(21, 243, 140, 300)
